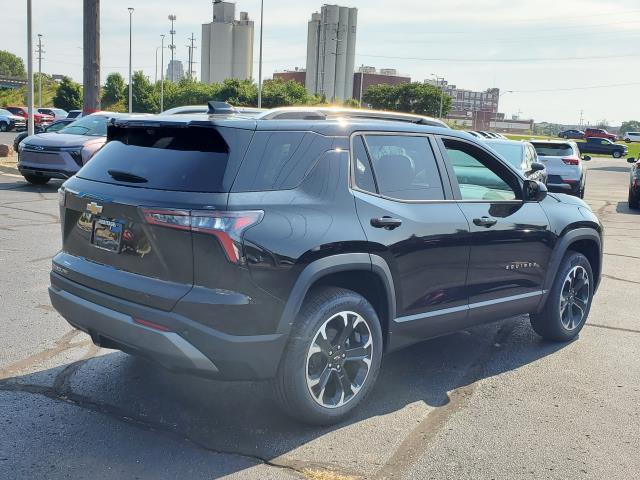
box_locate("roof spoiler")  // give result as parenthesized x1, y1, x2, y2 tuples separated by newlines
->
(207, 101, 237, 115)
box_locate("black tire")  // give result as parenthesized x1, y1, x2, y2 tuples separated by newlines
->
(0, 122, 8, 132)
(274, 287, 383, 425)
(530, 252, 593, 342)
(613, 150, 622, 158)
(629, 187, 639, 209)
(23, 174, 51, 185)
(578, 186, 585, 199)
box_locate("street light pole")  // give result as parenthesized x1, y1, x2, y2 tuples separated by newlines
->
(257, 0, 264, 108)
(128, 7, 134, 113)
(168, 15, 176, 82)
(26, 0, 34, 136)
(36, 34, 44, 108)
(155, 46, 161, 84)
(431, 73, 445, 118)
(160, 34, 165, 112)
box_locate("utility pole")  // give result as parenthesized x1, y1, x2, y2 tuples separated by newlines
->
(26, 0, 34, 135)
(168, 15, 176, 82)
(160, 34, 165, 112)
(257, 0, 264, 108)
(36, 34, 44, 108)
(431, 73, 445, 119)
(187, 33, 196, 80)
(128, 7, 134, 113)
(579, 109, 584, 127)
(83, 0, 101, 114)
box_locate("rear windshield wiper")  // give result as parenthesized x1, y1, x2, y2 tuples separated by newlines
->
(107, 169, 148, 183)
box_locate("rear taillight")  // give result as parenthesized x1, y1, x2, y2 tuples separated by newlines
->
(562, 156, 581, 165)
(142, 209, 263, 264)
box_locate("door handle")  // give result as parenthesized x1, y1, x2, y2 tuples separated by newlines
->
(473, 216, 498, 228)
(371, 216, 402, 230)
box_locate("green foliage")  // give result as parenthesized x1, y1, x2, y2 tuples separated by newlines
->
(53, 76, 82, 111)
(534, 122, 564, 136)
(620, 120, 640, 136)
(343, 98, 360, 108)
(0, 50, 26, 78)
(103, 72, 126, 108)
(0, 74, 59, 107)
(260, 78, 319, 108)
(363, 82, 451, 117)
(131, 71, 158, 113)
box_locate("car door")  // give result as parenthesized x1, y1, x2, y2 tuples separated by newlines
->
(436, 136, 554, 324)
(351, 133, 472, 349)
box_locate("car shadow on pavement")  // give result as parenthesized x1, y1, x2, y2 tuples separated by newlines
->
(0, 316, 570, 478)
(616, 202, 640, 215)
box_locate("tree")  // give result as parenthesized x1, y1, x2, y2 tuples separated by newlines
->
(53, 76, 82, 111)
(363, 82, 452, 117)
(103, 73, 126, 107)
(620, 120, 640, 136)
(131, 71, 158, 113)
(260, 78, 317, 108)
(0, 50, 26, 78)
(214, 79, 257, 106)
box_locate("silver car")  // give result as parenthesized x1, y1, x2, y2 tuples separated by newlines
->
(531, 140, 589, 198)
(484, 139, 547, 184)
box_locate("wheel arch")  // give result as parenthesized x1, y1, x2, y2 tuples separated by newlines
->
(538, 228, 602, 312)
(277, 253, 396, 346)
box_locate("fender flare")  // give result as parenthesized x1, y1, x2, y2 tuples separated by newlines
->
(539, 227, 602, 310)
(276, 253, 396, 334)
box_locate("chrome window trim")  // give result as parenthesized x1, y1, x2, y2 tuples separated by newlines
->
(393, 290, 546, 323)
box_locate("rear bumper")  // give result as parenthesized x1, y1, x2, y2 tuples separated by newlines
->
(49, 272, 287, 380)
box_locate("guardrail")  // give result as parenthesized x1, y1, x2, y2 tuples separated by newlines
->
(0, 76, 28, 89)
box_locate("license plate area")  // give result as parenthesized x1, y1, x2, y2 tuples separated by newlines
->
(91, 218, 123, 252)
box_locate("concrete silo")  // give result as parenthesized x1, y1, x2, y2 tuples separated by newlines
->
(201, 2, 254, 84)
(305, 4, 358, 102)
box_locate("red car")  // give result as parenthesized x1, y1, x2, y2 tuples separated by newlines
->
(6, 106, 54, 126)
(584, 128, 617, 141)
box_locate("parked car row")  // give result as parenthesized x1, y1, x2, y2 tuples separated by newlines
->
(558, 128, 619, 141)
(467, 130, 508, 140)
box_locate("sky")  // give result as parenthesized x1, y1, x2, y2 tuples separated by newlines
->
(4, 0, 640, 125)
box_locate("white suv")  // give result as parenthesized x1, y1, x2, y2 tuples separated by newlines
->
(623, 132, 640, 143)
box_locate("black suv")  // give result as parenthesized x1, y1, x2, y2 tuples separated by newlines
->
(50, 106, 603, 425)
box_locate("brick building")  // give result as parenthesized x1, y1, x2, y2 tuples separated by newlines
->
(273, 68, 307, 86)
(353, 66, 411, 103)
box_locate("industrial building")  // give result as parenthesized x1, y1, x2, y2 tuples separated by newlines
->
(425, 77, 500, 118)
(273, 68, 307, 85)
(305, 5, 358, 102)
(353, 66, 411, 104)
(201, 1, 254, 84)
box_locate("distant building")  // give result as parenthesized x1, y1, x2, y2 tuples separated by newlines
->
(273, 68, 306, 86)
(166, 60, 185, 82)
(201, 2, 254, 84)
(353, 66, 411, 104)
(305, 5, 357, 102)
(425, 78, 499, 118)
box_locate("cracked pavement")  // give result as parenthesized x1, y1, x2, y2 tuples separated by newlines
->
(0, 142, 638, 479)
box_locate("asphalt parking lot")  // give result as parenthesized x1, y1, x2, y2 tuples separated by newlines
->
(0, 134, 638, 479)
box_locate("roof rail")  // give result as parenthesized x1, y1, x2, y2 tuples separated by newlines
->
(257, 107, 449, 128)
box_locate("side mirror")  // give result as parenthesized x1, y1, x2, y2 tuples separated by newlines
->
(524, 179, 548, 202)
(530, 162, 546, 172)
(582, 155, 591, 161)
(627, 157, 636, 164)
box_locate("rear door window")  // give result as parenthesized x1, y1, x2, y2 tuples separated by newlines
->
(363, 135, 445, 201)
(77, 126, 238, 192)
(232, 131, 332, 192)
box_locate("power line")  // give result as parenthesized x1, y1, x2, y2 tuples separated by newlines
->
(508, 82, 640, 93)
(356, 52, 640, 63)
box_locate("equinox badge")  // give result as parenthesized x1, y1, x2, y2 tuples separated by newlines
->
(86, 202, 103, 215)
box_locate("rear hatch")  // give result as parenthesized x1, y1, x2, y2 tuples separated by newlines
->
(531, 142, 581, 180)
(56, 119, 254, 311)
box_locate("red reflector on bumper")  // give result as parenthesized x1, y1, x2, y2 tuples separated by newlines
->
(134, 318, 172, 332)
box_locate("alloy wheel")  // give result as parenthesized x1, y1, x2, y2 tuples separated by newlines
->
(305, 311, 373, 409)
(559, 265, 590, 330)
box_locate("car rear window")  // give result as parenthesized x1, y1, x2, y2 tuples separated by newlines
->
(77, 126, 234, 192)
(486, 143, 523, 168)
(531, 143, 574, 157)
(232, 131, 332, 191)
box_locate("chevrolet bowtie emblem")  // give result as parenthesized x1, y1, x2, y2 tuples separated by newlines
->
(86, 202, 103, 215)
